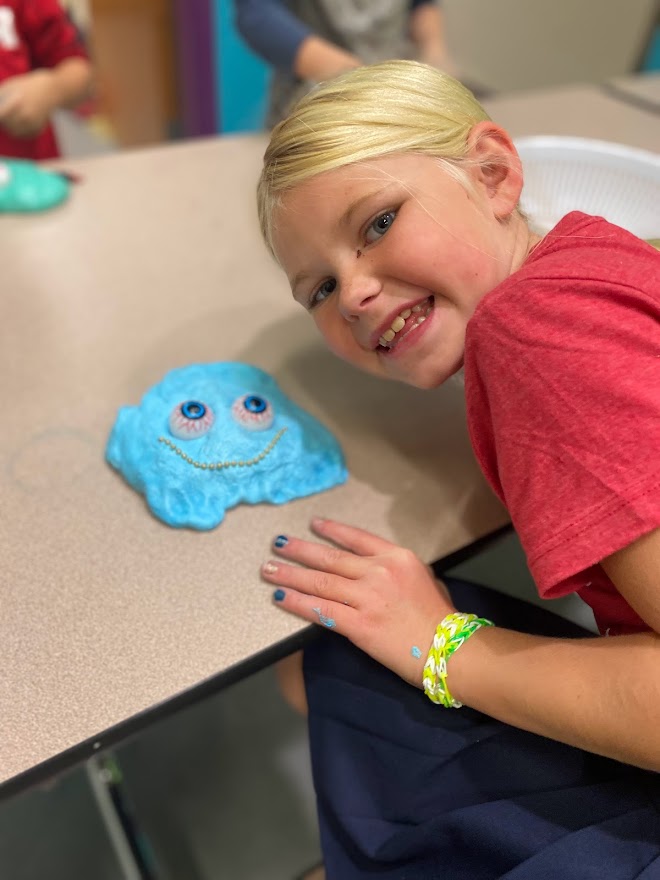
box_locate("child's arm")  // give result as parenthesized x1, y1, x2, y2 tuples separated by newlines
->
(235, 0, 360, 82)
(409, 0, 456, 75)
(293, 36, 361, 83)
(450, 527, 660, 770)
(0, 57, 93, 138)
(263, 519, 660, 771)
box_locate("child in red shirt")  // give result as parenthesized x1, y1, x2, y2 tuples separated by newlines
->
(0, 0, 93, 159)
(256, 60, 660, 878)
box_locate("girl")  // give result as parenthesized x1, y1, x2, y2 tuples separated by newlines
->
(258, 60, 660, 878)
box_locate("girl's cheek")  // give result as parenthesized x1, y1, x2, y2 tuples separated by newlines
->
(316, 313, 377, 373)
(314, 314, 340, 350)
(324, 327, 354, 361)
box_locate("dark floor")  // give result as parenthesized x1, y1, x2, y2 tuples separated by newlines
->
(0, 531, 595, 880)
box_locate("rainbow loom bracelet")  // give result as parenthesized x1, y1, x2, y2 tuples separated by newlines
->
(422, 612, 494, 708)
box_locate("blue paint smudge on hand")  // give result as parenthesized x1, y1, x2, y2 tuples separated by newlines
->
(312, 607, 336, 628)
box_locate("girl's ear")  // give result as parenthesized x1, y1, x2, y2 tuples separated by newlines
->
(466, 121, 523, 220)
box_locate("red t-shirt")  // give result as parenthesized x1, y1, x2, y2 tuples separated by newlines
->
(464, 212, 660, 636)
(0, 0, 88, 159)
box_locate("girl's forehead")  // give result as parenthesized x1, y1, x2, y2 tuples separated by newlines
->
(311, 154, 420, 184)
(279, 156, 410, 208)
(277, 154, 459, 230)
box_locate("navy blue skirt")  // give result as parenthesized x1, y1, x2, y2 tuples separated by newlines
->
(303, 578, 660, 879)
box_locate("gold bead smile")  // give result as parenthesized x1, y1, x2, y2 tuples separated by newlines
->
(157, 427, 288, 470)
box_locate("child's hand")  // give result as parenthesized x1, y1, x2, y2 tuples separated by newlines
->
(261, 518, 456, 687)
(0, 71, 58, 137)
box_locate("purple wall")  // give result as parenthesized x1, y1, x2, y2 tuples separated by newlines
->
(172, 0, 218, 137)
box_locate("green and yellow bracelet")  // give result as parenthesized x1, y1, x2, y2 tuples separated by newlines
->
(422, 612, 494, 707)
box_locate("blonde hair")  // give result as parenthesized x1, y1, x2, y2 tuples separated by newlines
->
(258, 59, 491, 256)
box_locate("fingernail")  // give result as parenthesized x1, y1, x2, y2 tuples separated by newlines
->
(311, 517, 325, 528)
(273, 535, 288, 548)
(262, 562, 278, 574)
(273, 589, 286, 602)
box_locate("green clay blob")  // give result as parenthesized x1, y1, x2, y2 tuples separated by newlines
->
(0, 159, 70, 213)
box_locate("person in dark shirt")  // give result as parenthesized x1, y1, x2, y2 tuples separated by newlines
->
(235, 0, 452, 125)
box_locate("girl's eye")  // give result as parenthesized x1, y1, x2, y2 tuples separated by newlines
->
(309, 278, 336, 309)
(169, 400, 214, 440)
(231, 394, 274, 431)
(365, 211, 396, 244)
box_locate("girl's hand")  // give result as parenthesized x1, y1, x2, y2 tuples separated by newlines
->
(261, 517, 456, 687)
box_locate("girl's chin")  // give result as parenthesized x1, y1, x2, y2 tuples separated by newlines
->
(394, 358, 463, 390)
(408, 374, 449, 390)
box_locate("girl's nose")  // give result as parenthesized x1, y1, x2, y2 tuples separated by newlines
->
(338, 269, 382, 321)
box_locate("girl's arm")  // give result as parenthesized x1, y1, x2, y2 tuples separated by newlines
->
(452, 526, 660, 770)
(452, 629, 660, 770)
(263, 520, 660, 771)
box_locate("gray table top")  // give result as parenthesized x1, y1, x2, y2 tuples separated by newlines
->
(1, 75, 658, 794)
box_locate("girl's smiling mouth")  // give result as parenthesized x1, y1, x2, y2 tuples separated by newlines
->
(375, 297, 434, 354)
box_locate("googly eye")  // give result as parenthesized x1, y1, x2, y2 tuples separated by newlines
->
(168, 400, 214, 440)
(231, 394, 274, 431)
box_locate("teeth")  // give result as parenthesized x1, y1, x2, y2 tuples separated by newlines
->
(378, 299, 431, 348)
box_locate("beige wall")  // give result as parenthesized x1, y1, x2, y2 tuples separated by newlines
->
(444, 0, 658, 92)
(88, 0, 178, 147)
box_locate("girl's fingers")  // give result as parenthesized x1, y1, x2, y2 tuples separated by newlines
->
(311, 517, 395, 557)
(269, 583, 355, 634)
(262, 558, 355, 605)
(270, 533, 366, 579)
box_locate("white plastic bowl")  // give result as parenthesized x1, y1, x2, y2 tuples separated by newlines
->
(514, 136, 660, 239)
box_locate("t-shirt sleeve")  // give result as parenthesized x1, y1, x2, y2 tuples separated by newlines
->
(19, 0, 88, 69)
(234, 0, 312, 71)
(466, 235, 660, 599)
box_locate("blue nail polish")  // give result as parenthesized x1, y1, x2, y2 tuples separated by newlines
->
(273, 589, 286, 601)
(274, 535, 288, 548)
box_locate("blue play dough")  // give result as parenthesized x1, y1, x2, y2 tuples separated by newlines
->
(106, 362, 348, 529)
(0, 159, 70, 213)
